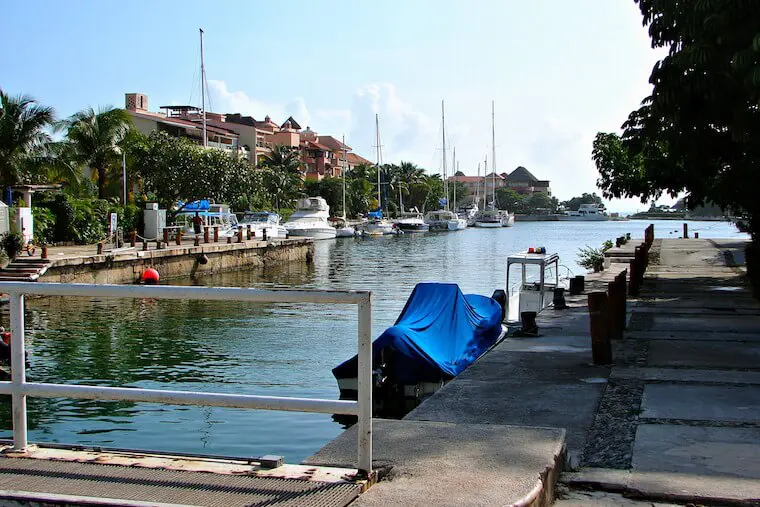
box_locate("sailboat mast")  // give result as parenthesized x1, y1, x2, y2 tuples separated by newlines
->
(342, 134, 347, 220)
(452, 147, 456, 210)
(200, 28, 207, 148)
(477, 162, 481, 209)
(491, 100, 496, 209)
(441, 100, 448, 211)
(375, 114, 381, 210)
(484, 155, 488, 208)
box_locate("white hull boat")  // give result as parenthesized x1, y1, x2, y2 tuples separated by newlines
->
(335, 226, 356, 238)
(283, 197, 337, 240)
(238, 211, 288, 239)
(558, 204, 609, 221)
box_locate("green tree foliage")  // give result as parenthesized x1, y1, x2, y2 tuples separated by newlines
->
(260, 145, 304, 210)
(304, 176, 344, 216)
(594, 0, 760, 238)
(0, 90, 56, 189)
(61, 107, 133, 199)
(127, 131, 255, 217)
(561, 193, 604, 212)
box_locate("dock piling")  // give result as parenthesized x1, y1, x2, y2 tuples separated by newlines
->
(175, 230, 182, 246)
(237, 227, 244, 243)
(263, 228, 268, 242)
(41, 246, 48, 260)
(163, 229, 170, 244)
(204, 226, 210, 244)
(96, 242, 103, 255)
(247, 225, 252, 240)
(130, 231, 137, 248)
(213, 226, 219, 243)
(683, 222, 689, 239)
(588, 291, 612, 365)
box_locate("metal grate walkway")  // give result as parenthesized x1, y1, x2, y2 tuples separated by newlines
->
(0, 457, 361, 507)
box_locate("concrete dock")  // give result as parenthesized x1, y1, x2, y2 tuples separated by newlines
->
(309, 235, 760, 506)
(0, 236, 313, 284)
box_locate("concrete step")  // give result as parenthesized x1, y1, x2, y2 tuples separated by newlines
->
(11, 258, 51, 264)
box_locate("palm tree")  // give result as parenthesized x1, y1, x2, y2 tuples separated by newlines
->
(0, 90, 56, 191)
(260, 145, 304, 210)
(62, 107, 133, 199)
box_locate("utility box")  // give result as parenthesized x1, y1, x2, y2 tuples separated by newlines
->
(143, 208, 166, 240)
(0, 202, 8, 237)
(12, 207, 33, 245)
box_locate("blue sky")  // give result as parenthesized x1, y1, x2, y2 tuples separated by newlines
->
(3, 1, 667, 211)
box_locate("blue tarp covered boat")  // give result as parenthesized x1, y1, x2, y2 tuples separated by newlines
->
(333, 283, 504, 414)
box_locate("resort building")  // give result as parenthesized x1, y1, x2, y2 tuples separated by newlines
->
(448, 166, 552, 198)
(125, 93, 371, 179)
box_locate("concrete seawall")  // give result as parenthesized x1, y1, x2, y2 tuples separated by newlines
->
(40, 238, 314, 284)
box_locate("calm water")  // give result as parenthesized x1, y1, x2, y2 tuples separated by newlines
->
(0, 219, 746, 462)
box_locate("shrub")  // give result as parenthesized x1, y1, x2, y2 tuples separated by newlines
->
(1, 232, 24, 259)
(578, 245, 606, 272)
(32, 207, 56, 245)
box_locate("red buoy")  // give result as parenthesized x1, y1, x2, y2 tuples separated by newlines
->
(141, 268, 160, 285)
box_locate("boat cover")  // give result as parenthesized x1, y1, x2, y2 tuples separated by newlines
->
(333, 283, 503, 384)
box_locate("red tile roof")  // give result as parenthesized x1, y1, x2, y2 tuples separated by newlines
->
(346, 152, 373, 166)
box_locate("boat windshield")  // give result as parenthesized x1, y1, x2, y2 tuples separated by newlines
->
(241, 213, 275, 224)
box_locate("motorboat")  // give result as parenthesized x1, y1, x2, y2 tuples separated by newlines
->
(424, 210, 466, 231)
(333, 283, 506, 416)
(238, 211, 287, 239)
(558, 204, 609, 221)
(335, 225, 357, 238)
(457, 204, 479, 227)
(282, 197, 337, 240)
(175, 202, 239, 237)
(394, 212, 429, 233)
(502, 212, 515, 227)
(473, 209, 502, 228)
(359, 209, 396, 236)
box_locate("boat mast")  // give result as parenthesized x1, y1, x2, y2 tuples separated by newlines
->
(491, 100, 496, 209)
(200, 28, 207, 148)
(484, 155, 488, 208)
(441, 100, 448, 211)
(477, 162, 481, 209)
(342, 134, 347, 220)
(375, 114, 381, 211)
(452, 147, 457, 210)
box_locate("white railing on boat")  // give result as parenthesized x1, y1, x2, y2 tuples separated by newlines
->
(0, 282, 373, 475)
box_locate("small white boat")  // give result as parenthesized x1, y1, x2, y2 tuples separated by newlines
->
(394, 212, 430, 233)
(502, 212, 515, 227)
(361, 219, 395, 236)
(175, 204, 239, 237)
(425, 210, 466, 231)
(238, 211, 288, 239)
(335, 225, 356, 238)
(457, 204, 479, 227)
(283, 197, 337, 240)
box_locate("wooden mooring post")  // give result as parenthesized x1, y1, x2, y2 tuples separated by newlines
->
(130, 231, 137, 248)
(683, 222, 689, 239)
(213, 226, 219, 243)
(246, 225, 252, 240)
(588, 291, 612, 365)
(204, 226, 210, 244)
(175, 230, 182, 246)
(163, 228, 170, 244)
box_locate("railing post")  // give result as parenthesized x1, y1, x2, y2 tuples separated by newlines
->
(357, 294, 373, 477)
(10, 293, 28, 451)
(588, 291, 612, 365)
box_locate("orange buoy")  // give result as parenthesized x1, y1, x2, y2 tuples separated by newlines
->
(141, 268, 160, 285)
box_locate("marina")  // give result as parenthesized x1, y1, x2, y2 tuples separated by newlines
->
(0, 219, 743, 465)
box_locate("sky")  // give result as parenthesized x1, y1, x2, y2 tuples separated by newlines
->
(2, 1, 670, 212)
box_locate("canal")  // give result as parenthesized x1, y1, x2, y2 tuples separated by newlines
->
(0, 219, 746, 463)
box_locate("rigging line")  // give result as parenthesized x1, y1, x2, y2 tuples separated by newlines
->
(188, 43, 201, 107)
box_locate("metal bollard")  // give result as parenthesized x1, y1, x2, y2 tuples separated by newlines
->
(204, 226, 210, 244)
(143, 241, 149, 251)
(247, 225, 252, 240)
(695, 232, 699, 239)
(262, 228, 268, 241)
(588, 291, 612, 365)
(237, 227, 244, 243)
(214, 226, 219, 243)
(163, 229, 170, 244)
(683, 222, 688, 239)
(175, 230, 182, 246)
(227, 236, 232, 244)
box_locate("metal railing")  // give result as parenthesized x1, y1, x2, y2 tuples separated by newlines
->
(0, 282, 373, 475)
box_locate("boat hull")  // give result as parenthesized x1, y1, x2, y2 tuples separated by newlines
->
(335, 226, 356, 238)
(448, 219, 467, 230)
(474, 221, 502, 228)
(286, 228, 337, 240)
(502, 214, 515, 227)
(396, 223, 430, 233)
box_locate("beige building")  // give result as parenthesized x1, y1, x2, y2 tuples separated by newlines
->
(125, 92, 372, 179)
(448, 166, 551, 199)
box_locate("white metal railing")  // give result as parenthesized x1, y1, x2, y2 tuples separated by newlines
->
(0, 282, 373, 475)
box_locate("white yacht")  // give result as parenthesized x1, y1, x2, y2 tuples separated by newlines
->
(457, 204, 479, 227)
(361, 218, 395, 236)
(425, 210, 467, 231)
(559, 204, 609, 221)
(283, 197, 337, 240)
(394, 212, 430, 233)
(238, 211, 288, 239)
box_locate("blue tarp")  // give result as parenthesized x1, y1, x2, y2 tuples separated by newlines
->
(367, 208, 383, 219)
(333, 283, 503, 384)
(180, 200, 210, 211)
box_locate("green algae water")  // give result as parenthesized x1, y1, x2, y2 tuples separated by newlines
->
(0, 220, 746, 462)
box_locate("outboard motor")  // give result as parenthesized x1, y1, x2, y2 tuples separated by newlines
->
(491, 290, 507, 322)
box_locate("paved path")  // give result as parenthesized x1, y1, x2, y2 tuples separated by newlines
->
(565, 238, 760, 506)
